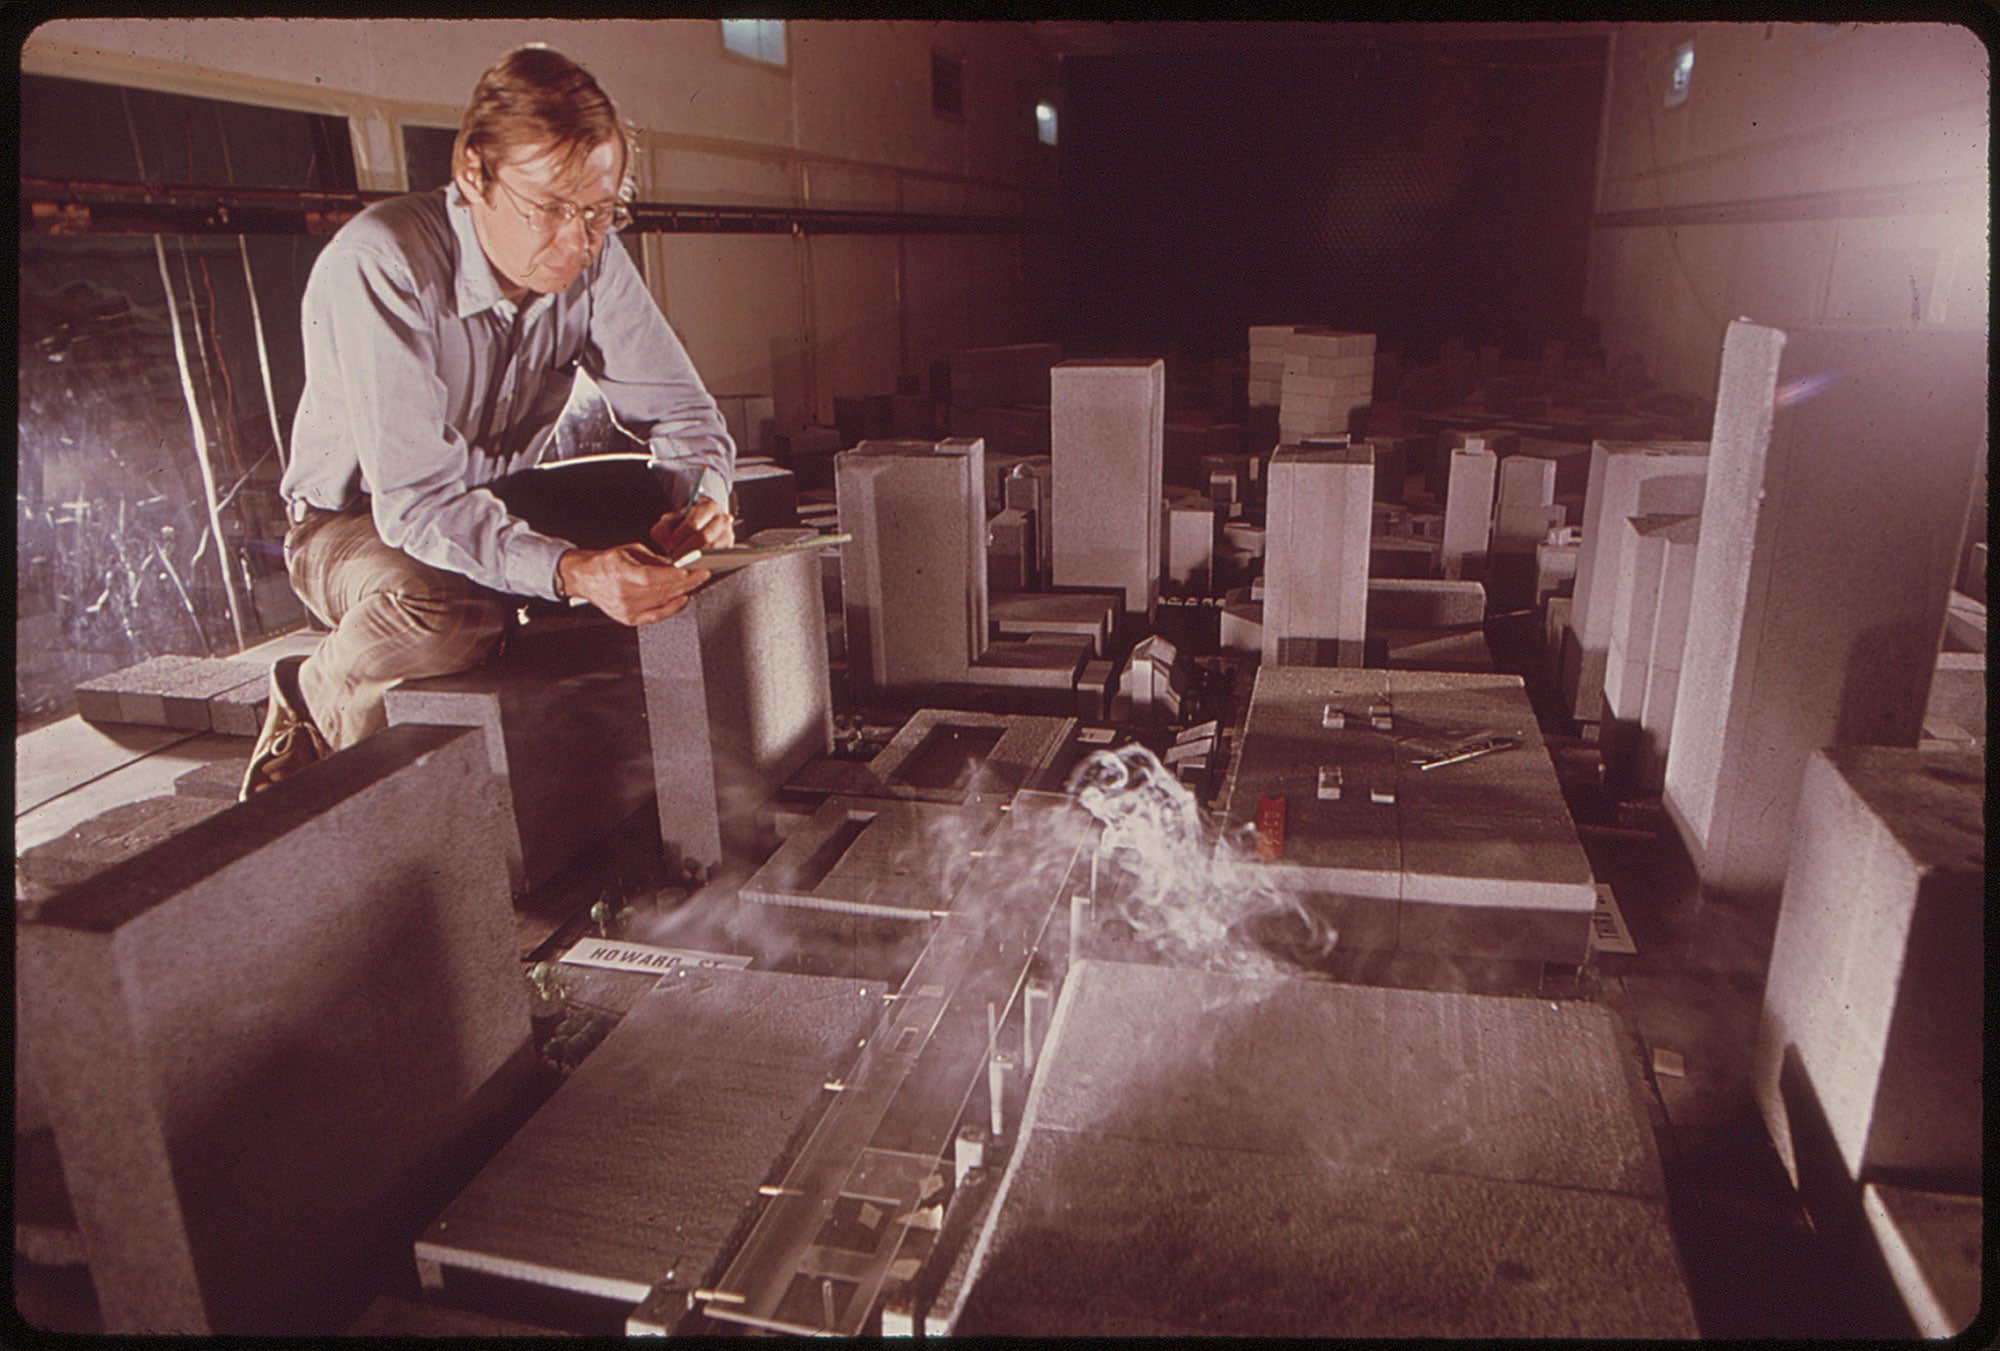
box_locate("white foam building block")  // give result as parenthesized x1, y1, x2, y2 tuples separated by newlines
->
(1663, 322, 1987, 903)
(640, 546, 834, 873)
(1277, 331, 1375, 442)
(1263, 443, 1374, 667)
(1492, 454, 1557, 554)
(1752, 748, 1982, 1200)
(1440, 442, 1498, 581)
(1247, 324, 1298, 407)
(1051, 360, 1166, 616)
(1164, 497, 1216, 587)
(835, 438, 987, 692)
(1567, 440, 1709, 720)
(1603, 514, 1702, 794)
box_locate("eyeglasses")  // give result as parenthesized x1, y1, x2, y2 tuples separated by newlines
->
(488, 173, 633, 237)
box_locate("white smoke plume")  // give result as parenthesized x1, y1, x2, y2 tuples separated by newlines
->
(1066, 742, 1335, 980)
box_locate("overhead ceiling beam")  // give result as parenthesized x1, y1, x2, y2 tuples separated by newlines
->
(1026, 20, 1616, 57)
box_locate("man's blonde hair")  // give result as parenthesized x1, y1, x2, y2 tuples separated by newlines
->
(453, 45, 635, 198)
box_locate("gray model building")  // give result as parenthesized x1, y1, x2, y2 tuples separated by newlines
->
(12, 18, 1987, 1344)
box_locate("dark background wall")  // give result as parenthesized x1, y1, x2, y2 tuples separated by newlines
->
(1057, 33, 1609, 361)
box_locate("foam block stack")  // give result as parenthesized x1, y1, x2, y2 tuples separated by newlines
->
(74, 655, 270, 737)
(1246, 324, 1296, 411)
(1278, 330, 1377, 444)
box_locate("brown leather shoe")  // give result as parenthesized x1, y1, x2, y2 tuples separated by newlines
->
(239, 656, 330, 800)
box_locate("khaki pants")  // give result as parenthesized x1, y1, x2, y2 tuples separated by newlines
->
(285, 507, 514, 750)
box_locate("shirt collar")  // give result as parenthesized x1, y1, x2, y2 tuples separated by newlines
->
(446, 183, 518, 320)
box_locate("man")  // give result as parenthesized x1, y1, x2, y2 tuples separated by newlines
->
(244, 45, 734, 798)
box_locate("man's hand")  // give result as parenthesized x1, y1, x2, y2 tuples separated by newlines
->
(556, 545, 710, 627)
(649, 497, 735, 561)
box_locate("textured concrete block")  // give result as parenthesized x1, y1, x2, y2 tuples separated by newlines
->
(72, 655, 198, 726)
(172, 758, 252, 802)
(16, 725, 527, 1334)
(1664, 324, 1986, 902)
(1263, 443, 1373, 666)
(836, 438, 987, 691)
(1753, 748, 1983, 1195)
(1365, 579, 1485, 629)
(207, 673, 271, 737)
(1493, 454, 1557, 554)
(1051, 360, 1166, 616)
(415, 969, 883, 1310)
(639, 547, 833, 874)
(16, 795, 234, 906)
(1441, 442, 1498, 580)
(989, 591, 1118, 656)
(953, 962, 1693, 1338)
(387, 615, 649, 895)
(74, 656, 267, 730)
(967, 634, 1096, 691)
(1569, 440, 1708, 720)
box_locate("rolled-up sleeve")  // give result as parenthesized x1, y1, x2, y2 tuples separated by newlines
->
(310, 242, 572, 599)
(582, 238, 736, 508)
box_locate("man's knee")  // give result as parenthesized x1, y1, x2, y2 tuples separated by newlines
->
(369, 579, 513, 679)
(387, 573, 511, 633)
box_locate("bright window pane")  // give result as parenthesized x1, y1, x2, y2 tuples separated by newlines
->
(722, 19, 785, 66)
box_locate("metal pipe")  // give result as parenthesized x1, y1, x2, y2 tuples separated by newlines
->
(154, 234, 248, 652)
(21, 177, 1057, 238)
(237, 235, 288, 471)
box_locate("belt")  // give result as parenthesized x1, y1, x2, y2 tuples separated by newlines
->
(286, 498, 349, 524)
